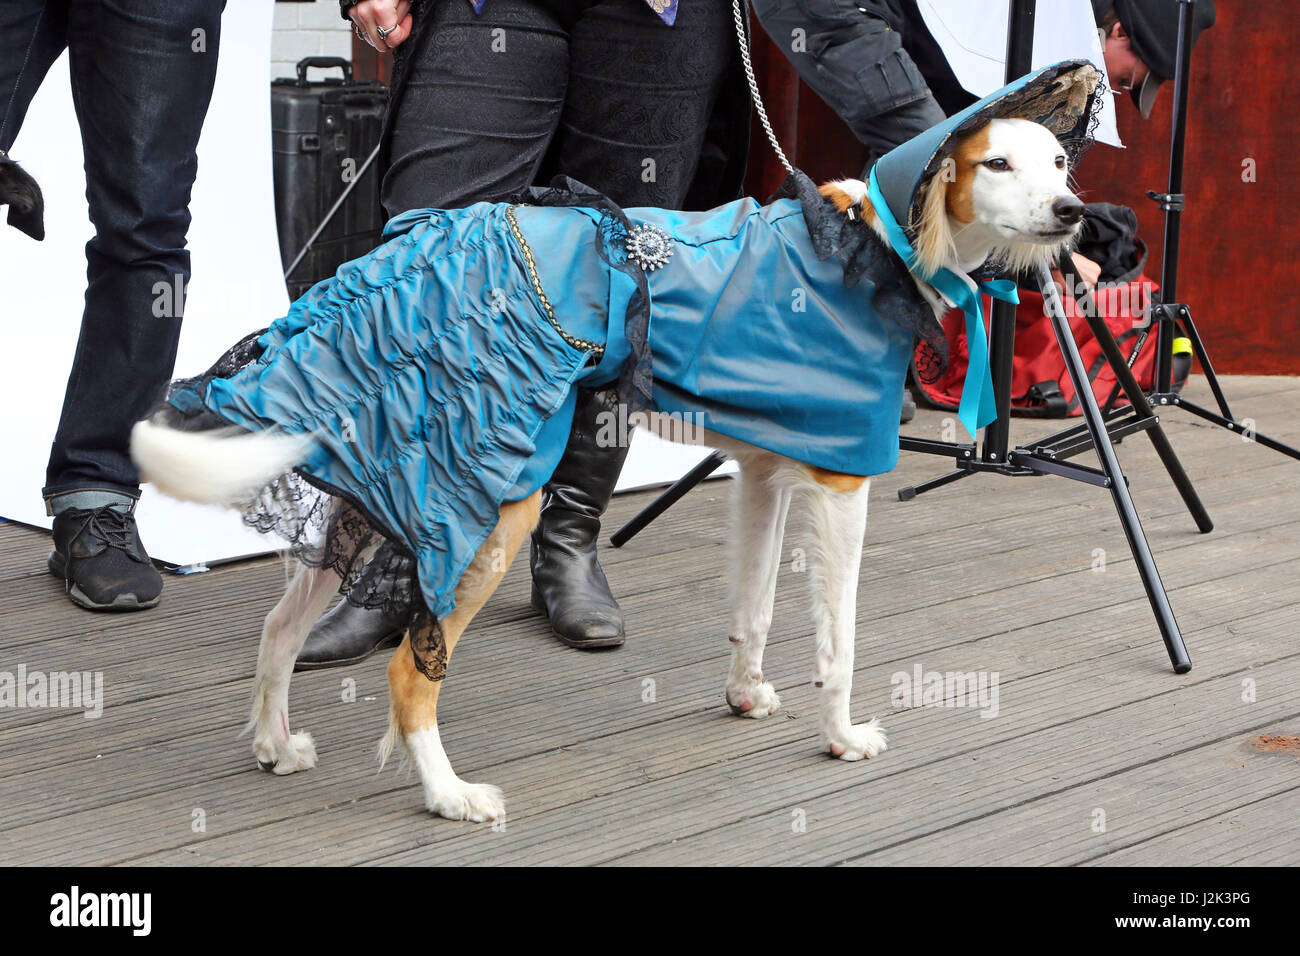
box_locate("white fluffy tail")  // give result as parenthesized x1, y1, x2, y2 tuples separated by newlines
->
(130, 419, 314, 507)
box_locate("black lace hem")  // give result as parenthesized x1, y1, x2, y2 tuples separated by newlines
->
(242, 470, 422, 623)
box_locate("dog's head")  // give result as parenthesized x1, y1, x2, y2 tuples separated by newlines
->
(848, 60, 1101, 282)
(911, 117, 1083, 277)
(0, 152, 45, 241)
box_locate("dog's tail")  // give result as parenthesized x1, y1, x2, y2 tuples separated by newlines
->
(130, 418, 314, 507)
(376, 699, 404, 772)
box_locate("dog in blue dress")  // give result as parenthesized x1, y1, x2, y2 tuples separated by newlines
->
(131, 62, 1100, 821)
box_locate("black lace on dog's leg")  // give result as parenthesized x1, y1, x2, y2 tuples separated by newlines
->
(408, 606, 448, 683)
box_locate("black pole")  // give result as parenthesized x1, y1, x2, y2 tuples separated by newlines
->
(283, 143, 382, 282)
(981, 0, 1037, 465)
(1037, 263, 1191, 673)
(609, 451, 728, 548)
(1154, 0, 1195, 394)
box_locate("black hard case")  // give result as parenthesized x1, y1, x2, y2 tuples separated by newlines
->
(271, 57, 387, 299)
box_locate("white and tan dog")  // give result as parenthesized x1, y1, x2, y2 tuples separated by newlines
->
(131, 115, 1086, 823)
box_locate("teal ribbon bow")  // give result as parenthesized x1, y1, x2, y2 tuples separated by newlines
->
(866, 166, 1019, 441)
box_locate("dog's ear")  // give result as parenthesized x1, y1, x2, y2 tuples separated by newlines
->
(909, 172, 954, 278)
(0, 155, 46, 241)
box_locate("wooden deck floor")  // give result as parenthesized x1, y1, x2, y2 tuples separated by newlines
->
(1, 375, 1298, 866)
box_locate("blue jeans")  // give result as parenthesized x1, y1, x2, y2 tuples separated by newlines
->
(0, 0, 224, 504)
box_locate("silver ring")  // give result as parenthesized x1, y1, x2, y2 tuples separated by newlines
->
(375, 23, 393, 41)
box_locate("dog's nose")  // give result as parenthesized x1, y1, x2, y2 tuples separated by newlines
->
(1052, 196, 1085, 225)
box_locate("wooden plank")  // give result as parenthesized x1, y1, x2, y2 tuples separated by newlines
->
(840, 726, 1300, 866)
(1085, 786, 1300, 866)
(0, 478, 1292, 821)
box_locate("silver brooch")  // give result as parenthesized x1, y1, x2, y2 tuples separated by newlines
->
(625, 223, 674, 271)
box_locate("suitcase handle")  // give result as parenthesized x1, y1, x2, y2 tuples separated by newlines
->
(295, 56, 352, 86)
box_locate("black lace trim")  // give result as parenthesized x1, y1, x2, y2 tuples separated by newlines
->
(915, 61, 1106, 197)
(408, 606, 448, 682)
(242, 470, 421, 622)
(157, 328, 269, 432)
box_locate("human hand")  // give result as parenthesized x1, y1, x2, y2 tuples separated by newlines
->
(1069, 252, 1101, 293)
(349, 0, 413, 51)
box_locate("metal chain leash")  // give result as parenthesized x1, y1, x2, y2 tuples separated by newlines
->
(732, 0, 795, 176)
(505, 205, 606, 357)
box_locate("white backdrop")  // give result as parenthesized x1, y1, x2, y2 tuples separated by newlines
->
(0, 0, 725, 568)
(919, 0, 1124, 148)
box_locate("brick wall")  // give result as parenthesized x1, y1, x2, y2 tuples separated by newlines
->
(271, 0, 353, 82)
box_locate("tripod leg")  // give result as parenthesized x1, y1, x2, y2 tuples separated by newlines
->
(1037, 264, 1191, 673)
(609, 451, 728, 548)
(1074, 302, 1213, 533)
(1168, 396, 1300, 462)
(1175, 307, 1235, 420)
(897, 468, 971, 501)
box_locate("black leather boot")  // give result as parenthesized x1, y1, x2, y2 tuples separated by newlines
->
(530, 387, 629, 650)
(294, 542, 407, 671)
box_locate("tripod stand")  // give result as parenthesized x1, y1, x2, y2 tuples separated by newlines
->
(1130, 4, 1300, 465)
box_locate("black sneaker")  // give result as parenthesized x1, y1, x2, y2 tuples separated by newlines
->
(47, 505, 163, 611)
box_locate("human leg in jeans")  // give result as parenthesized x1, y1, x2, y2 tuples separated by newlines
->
(0, 0, 223, 610)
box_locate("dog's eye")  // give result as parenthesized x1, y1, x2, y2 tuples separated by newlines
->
(1055, 156, 1067, 169)
(983, 158, 1011, 172)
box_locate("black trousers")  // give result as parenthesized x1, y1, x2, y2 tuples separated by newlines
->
(0, 0, 224, 503)
(750, 0, 946, 166)
(381, 0, 734, 216)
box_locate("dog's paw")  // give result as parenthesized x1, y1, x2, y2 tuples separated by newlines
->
(825, 719, 887, 761)
(255, 731, 318, 775)
(425, 780, 506, 823)
(726, 680, 781, 718)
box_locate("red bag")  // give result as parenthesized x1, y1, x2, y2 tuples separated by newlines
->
(913, 273, 1161, 417)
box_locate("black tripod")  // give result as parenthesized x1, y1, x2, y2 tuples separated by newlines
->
(612, 0, 1288, 674)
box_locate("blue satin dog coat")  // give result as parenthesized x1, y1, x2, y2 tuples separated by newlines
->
(196, 61, 1102, 622)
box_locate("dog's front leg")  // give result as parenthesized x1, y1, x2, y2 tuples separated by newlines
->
(381, 490, 541, 822)
(248, 563, 341, 774)
(725, 454, 792, 719)
(806, 477, 886, 760)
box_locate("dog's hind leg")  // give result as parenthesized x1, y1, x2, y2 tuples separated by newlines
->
(248, 562, 342, 774)
(725, 453, 792, 719)
(382, 490, 542, 822)
(803, 473, 886, 760)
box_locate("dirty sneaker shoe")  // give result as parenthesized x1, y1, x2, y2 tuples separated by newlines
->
(47, 504, 163, 611)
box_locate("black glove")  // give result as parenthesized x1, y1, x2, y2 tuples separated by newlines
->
(0, 150, 45, 241)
